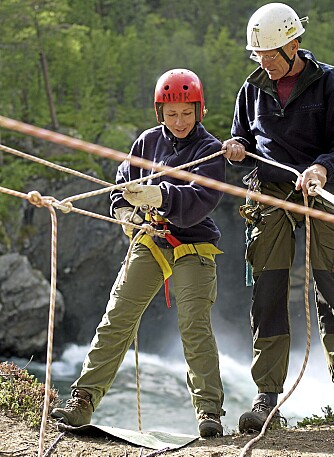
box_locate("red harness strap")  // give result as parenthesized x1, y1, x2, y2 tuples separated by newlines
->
(162, 223, 182, 308)
(146, 213, 182, 308)
(162, 223, 182, 247)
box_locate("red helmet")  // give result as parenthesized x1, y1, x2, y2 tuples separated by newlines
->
(154, 68, 205, 122)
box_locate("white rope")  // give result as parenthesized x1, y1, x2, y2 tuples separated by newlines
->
(313, 185, 334, 205)
(0, 115, 333, 454)
(237, 153, 322, 457)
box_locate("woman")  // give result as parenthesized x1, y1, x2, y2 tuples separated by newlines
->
(52, 68, 226, 438)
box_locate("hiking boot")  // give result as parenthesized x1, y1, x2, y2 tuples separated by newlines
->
(51, 388, 94, 427)
(198, 413, 223, 438)
(239, 393, 287, 433)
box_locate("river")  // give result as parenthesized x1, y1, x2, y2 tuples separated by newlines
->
(8, 340, 332, 436)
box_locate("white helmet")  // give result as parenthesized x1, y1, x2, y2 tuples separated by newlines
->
(246, 3, 307, 51)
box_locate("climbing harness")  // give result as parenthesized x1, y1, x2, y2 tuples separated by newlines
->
(132, 209, 222, 308)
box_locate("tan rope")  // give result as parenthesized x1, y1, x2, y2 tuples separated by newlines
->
(0, 115, 332, 452)
(59, 148, 225, 205)
(0, 143, 113, 187)
(121, 227, 170, 432)
(134, 334, 142, 432)
(0, 187, 165, 452)
(35, 201, 58, 457)
(124, 229, 145, 433)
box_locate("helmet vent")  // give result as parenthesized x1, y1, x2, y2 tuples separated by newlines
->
(164, 85, 169, 90)
(183, 85, 189, 90)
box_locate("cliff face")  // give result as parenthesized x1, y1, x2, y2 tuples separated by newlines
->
(0, 173, 311, 361)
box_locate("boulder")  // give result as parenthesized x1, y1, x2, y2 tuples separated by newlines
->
(0, 253, 65, 359)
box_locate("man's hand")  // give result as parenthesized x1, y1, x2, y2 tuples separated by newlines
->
(114, 206, 143, 238)
(122, 183, 163, 208)
(295, 164, 327, 196)
(221, 139, 246, 161)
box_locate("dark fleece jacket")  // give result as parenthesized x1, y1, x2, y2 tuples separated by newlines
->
(110, 123, 225, 248)
(231, 49, 334, 183)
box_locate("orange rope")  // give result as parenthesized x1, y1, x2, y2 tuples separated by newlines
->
(1, 115, 334, 223)
(0, 115, 333, 454)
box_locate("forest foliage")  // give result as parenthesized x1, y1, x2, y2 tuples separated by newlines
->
(0, 0, 333, 159)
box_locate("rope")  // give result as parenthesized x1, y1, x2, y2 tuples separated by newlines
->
(36, 202, 58, 457)
(313, 184, 334, 205)
(245, 150, 301, 178)
(0, 143, 113, 187)
(0, 115, 333, 453)
(122, 226, 169, 432)
(1, 114, 334, 221)
(42, 432, 66, 457)
(0, 187, 164, 455)
(58, 148, 225, 205)
(134, 334, 142, 433)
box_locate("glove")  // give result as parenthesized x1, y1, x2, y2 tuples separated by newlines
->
(122, 183, 163, 208)
(114, 206, 143, 238)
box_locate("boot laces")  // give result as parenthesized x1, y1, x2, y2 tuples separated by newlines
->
(64, 396, 90, 411)
(199, 412, 221, 423)
(253, 402, 272, 413)
(64, 390, 92, 411)
(253, 402, 287, 426)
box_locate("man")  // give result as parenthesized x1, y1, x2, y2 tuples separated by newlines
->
(222, 3, 334, 433)
(51, 69, 226, 437)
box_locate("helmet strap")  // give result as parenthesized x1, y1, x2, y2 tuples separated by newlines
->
(278, 47, 296, 77)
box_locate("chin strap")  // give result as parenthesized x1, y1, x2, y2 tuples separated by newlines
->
(277, 47, 296, 77)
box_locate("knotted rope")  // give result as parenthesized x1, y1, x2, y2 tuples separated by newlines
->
(1, 115, 334, 219)
(0, 116, 333, 455)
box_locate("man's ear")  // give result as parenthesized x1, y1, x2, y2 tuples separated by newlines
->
(290, 39, 299, 53)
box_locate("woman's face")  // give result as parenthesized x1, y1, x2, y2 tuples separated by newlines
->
(162, 102, 196, 138)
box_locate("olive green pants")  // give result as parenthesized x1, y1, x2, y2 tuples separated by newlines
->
(72, 243, 224, 418)
(246, 182, 334, 393)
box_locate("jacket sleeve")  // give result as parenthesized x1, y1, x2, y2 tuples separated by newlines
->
(158, 142, 226, 228)
(230, 85, 257, 169)
(313, 83, 334, 182)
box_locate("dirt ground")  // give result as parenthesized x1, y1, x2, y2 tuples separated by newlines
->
(0, 411, 333, 457)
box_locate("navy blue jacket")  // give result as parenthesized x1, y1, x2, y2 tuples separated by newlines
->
(231, 49, 334, 183)
(110, 123, 225, 247)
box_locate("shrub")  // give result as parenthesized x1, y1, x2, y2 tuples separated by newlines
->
(297, 405, 334, 427)
(0, 361, 58, 428)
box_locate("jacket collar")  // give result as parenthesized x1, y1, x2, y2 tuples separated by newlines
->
(162, 122, 203, 147)
(247, 49, 324, 95)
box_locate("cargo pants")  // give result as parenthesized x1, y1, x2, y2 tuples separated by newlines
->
(246, 182, 334, 393)
(72, 243, 224, 418)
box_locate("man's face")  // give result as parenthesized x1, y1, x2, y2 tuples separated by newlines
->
(251, 43, 295, 80)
